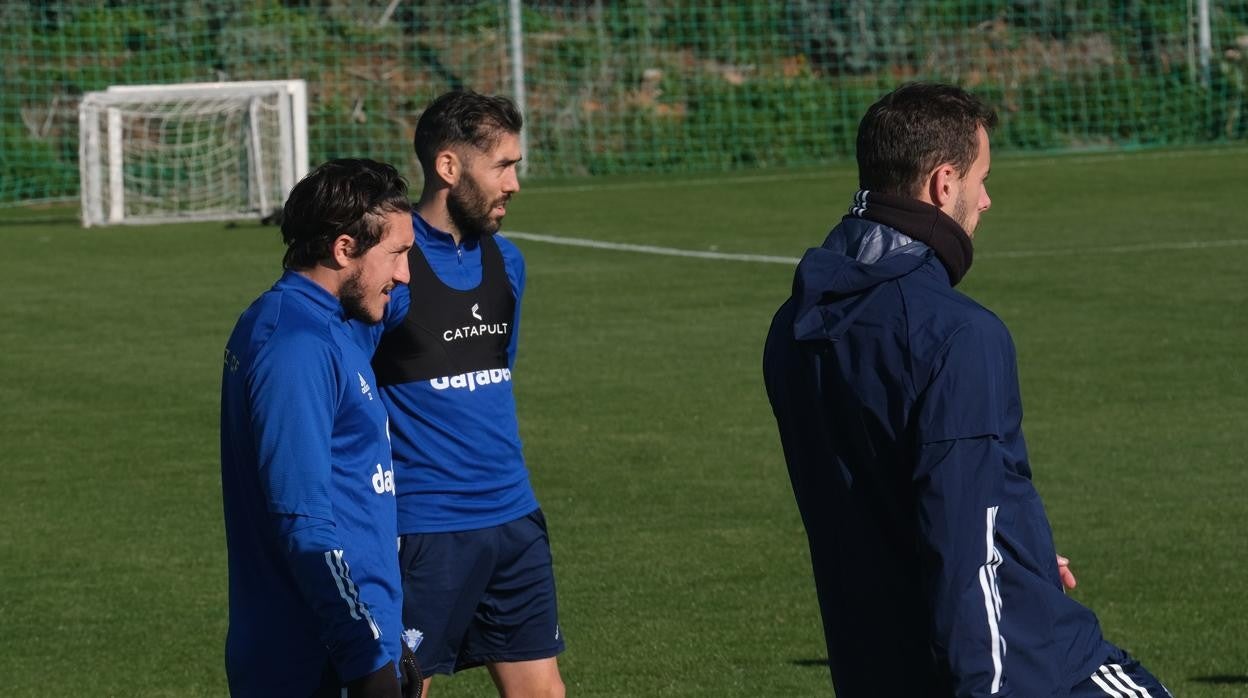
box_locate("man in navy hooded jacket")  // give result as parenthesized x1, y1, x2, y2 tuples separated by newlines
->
(763, 83, 1170, 697)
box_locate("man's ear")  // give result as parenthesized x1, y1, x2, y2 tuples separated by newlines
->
(328, 233, 355, 268)
(926, 163, 960, 209)
(434, 149, 461, 187)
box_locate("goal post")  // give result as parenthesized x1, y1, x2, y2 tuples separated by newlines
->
(78, 80, 308, 227)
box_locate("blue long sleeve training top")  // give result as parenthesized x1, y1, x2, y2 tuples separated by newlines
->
(221, 271, 402, 696)
(353, 213, 538, 534)
(763, 218, 1112, 696)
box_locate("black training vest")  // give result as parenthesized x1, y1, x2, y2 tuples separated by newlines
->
(372, 234, 515, 386)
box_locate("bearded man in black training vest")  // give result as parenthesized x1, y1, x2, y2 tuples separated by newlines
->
(352, 91, 566, 698)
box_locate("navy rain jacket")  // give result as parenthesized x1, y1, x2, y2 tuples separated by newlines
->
(763, 216, 1112, 696)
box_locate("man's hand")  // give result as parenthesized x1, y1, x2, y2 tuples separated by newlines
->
(1057, 555, 1077, 591)
(345, 661, 401, 698)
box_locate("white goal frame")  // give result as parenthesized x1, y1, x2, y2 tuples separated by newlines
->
(78, 80, 309, 227)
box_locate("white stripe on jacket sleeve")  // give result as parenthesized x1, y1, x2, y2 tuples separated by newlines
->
(1109, 663, 1154, 698)
(977, 506, 1006, 693)
(324, 549, 381, 640)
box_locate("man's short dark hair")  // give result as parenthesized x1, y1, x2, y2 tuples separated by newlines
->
(413, 90, 523, 177)
(281, 158, 411, 270)
(856, 83, 998, 197)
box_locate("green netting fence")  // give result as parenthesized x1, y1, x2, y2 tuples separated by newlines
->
(3, 1, 1248, 207)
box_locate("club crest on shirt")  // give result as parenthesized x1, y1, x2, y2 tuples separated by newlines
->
(403, 628, 424, 651)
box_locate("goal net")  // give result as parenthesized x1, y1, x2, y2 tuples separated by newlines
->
(78, 80, 308, 227)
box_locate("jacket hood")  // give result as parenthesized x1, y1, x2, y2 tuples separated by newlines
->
(792, 217, 937, 343)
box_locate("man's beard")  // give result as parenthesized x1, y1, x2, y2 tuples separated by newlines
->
(339, 266, 381, 324)
(951, 196, 974, 237)
(447, 175, 505, 240)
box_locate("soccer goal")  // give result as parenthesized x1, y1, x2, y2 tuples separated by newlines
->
(78, 80, 308, 227)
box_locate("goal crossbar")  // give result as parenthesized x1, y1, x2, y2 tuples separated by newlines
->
(79, 80, 308, 227)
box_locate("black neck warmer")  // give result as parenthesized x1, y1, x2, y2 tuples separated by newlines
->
(847, 190, 974, 286)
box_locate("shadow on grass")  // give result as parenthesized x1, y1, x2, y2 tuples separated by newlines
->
(1191, 675, 1248, 684)
(0, 216, 79, 227)
(791, 658, 829, 668)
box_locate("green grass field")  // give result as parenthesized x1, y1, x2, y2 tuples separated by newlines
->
(2, 147, 1246, 696)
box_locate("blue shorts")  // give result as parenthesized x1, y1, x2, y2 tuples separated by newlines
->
(397, 509, 565, 675)
(1071, 646, 1172, 698)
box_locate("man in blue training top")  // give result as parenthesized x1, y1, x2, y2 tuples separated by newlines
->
(763, 83, 1171, 697)
(221, 158, 421, 697)
(354, 92, 565, 697)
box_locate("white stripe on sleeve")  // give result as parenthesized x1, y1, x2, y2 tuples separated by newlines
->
(1110, 663, 1154, 698)
(850, 190, 869, 217)
(325, 550, 363, 621)
(978, 505, 1006, 693)
(1091, 670, 1127, 697)
(324, 549, 382, 639)
(1096, 664, 1145, 697)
